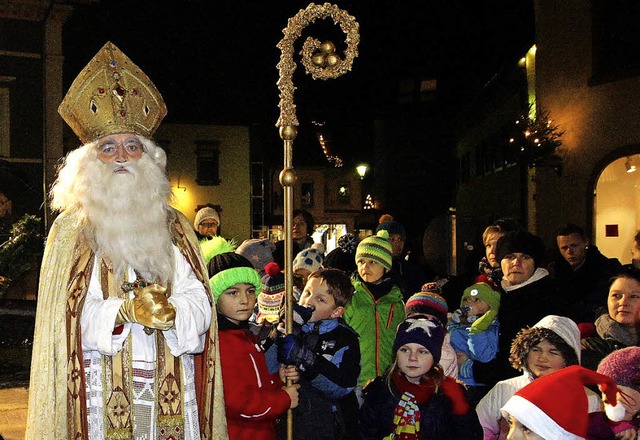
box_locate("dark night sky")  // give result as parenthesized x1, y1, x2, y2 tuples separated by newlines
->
(62, 0, 535, 129)
(59, 0, 535, 248)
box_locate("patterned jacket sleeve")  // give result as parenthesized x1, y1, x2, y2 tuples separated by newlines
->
(304, 322, 361, 400)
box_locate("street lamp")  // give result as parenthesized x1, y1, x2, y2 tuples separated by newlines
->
(356, 164, 368, 179)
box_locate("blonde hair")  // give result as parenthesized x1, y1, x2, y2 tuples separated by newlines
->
(482, 225, 506, 245)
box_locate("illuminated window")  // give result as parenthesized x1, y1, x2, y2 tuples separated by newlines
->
(301, 182, 314, 208)
(337, 183, 350, 204)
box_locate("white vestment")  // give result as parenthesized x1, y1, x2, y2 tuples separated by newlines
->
(80, 245, 212, 439)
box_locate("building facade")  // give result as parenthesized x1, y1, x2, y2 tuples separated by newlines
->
(455, 0, 640, 269)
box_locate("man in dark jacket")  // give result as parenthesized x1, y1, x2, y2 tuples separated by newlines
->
(551, 223, 621, 325)
(376, 218, 426, 300)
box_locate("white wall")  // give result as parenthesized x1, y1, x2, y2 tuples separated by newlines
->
(594, 155, 640, 264)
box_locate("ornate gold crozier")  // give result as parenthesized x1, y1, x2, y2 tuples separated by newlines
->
(276, 3, 359, 438)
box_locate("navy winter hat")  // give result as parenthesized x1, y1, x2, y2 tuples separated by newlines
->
(393, 317, 445, 365)
(376, 220, 406, 238)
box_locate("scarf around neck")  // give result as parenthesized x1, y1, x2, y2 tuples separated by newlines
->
(386, 372, 437, 440)
(595, 313, 638, 347)
(501, 267, 549, 292)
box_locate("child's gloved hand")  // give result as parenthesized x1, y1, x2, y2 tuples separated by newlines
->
(277, 334, 317, 375)
(116, 284, 175, 330)
(273, 303, 314, 338)
(293, 303, 313, 325)
(450, 307, 466, 324)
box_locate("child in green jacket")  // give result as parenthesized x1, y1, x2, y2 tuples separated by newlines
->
(344, 230, 405, 389)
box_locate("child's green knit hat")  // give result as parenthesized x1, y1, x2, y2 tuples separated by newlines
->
(204, 237, 261, 302)
(461, 282, 501, 334)
(208, 252, 261, 303)
(355, 230, 393, 271)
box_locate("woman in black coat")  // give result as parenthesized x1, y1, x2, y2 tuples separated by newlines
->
(581, 267, 640, 371)
(472, 230, 565, 388)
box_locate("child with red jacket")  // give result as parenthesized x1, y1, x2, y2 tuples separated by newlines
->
(208, 250, 299, 439)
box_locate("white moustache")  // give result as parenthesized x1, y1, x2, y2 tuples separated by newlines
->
(111, 163, 135, 175)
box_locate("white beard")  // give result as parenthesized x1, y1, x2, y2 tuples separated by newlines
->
(50, 141, 175, 283)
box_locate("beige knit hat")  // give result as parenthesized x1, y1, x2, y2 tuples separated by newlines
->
(194, 207, 220, 229)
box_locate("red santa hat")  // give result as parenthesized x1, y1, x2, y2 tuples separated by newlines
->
(501, 365, 623, 440)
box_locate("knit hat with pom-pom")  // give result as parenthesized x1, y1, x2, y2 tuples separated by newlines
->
(355, 230, 393, 271)
(293, 242, 325, 274)
(256, 262, 285, 324)
(404, 290, 449, 325)
(376, 220, 406, 239)
(597, 346, 640, 393)
(201, 235, 236, 266)
(235, 238, 275, 276)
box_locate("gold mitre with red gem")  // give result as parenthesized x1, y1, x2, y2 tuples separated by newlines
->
(58, 41, 167, 144)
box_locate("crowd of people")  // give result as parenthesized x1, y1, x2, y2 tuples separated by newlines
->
(25, 41, 640, 440)
(194, 209, 640, 439)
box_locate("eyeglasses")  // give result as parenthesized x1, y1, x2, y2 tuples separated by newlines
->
(97, 139, 143, 156)
(199, 222, 218, 228)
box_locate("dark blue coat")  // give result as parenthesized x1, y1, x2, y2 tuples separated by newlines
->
(359, 375, 482, 439)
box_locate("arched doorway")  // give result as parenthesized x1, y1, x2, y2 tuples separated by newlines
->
(594, 153, 640, 264)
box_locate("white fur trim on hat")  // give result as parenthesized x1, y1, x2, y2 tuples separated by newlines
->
(501, 395, 583, 440)
(605, 401, 626, 422)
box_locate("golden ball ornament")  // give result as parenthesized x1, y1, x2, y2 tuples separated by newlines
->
(325, 53, 340, 67)
(311, 53, 326, 67)
(279, 168, 297, 186)
(320, 41, 336, 54)
(279, 125, 297, 141)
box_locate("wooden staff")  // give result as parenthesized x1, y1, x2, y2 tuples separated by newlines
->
(275, 3, 359, 439)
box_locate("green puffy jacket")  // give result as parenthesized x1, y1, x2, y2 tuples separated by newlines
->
(344, 278, 405, 387)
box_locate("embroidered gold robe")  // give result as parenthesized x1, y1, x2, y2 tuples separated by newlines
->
(25, 208, 228, 439)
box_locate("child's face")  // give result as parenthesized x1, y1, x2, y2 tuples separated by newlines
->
(506, 415, 545, 440)
(357, 258, 386, 283)
(462, 296, 490, 317)
(294, 268, 311, 284)
(484, 232, 504, 268)
(298, 276, 343, 323)
(216, 283, 257, 325)
(601, 385, 640, 421)
(525, 339, 566, 378)
(396, 343, 434, 384)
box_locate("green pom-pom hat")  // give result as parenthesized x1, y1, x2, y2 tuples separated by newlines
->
(355, 229, 393, 271)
